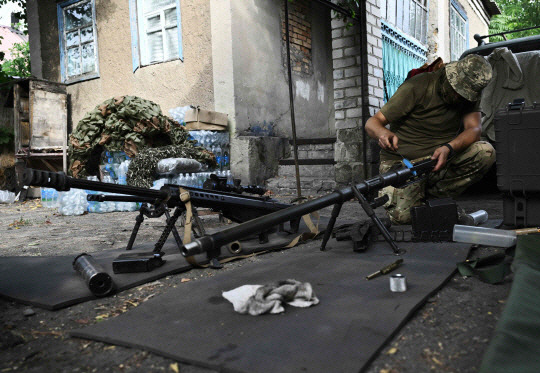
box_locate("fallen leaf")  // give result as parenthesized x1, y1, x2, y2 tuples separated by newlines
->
(104, 346, 116, 350)
(432, 356, 443, 365)
(387, 347, 397, 355)
(181, 278, 191, 283)
(95, 314, 109, 322)
(170, 363, 179, 373)
(31, 330, 63, 337)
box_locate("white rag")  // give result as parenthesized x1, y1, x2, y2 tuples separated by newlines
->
(222, 279, 319, 316)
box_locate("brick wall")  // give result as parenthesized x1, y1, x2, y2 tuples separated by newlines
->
(281, 0, 312, 75)
(331, 0, 384, 183)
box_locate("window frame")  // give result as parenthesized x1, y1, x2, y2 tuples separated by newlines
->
(57, 0, 100, 84)
(129, 0, 184, 72)
(450, 0, 469, 61)
(380, 0, 429, 45)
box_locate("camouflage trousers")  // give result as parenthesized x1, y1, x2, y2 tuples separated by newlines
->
(378, 141, 496, 225)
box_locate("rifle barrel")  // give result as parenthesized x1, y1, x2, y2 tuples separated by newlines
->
(22, 168, 167, 200)
(182, 158, 436, 257)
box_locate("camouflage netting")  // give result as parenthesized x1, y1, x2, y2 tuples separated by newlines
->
(127, 144, 215, 188)
(68, 96, 216, 179)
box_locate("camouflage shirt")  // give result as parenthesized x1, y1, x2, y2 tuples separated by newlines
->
(379, 68, 480, 161)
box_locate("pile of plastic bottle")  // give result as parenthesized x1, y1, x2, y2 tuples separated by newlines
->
(167, 105, 231, 172)
(189, 130, 230, 171)
(51, 151, 140, 215)
(57, 188, 88, 216)
(168, 105, 191, 124)
(87, 152, 139, 213)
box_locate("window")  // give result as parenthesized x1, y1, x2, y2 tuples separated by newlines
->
(58, 0, 99, 83)
(130, 0, 183, 70)
(450, 1, 468, 61)
(380, 0, 428, 44)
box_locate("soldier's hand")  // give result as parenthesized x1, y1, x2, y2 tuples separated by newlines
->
(431, 146, 451, 171)
(378, 131, 399, 152)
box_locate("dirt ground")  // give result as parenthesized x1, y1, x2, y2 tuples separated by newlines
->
(0, 193, 512, 373)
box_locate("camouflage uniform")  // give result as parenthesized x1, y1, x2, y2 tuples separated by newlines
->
(445, 54, 492, 102)
(376, 54, 494, 224)
(379, 141, 495, 224)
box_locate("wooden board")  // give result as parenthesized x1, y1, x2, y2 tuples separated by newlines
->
(29, 80, 67, 150)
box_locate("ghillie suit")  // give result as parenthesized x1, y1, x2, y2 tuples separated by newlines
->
(68, 96, 216, 180)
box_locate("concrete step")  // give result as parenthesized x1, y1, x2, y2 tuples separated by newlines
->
(277, 164, 335, 178)
(266, 175, 337, 196)
(266, 138, 337, 196)
(289, 142, 335, 160)
(279, 158, 335, 165)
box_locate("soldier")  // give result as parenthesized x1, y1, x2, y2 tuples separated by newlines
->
(365, 54, 495, 225)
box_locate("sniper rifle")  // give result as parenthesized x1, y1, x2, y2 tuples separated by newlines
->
(21, 168, 292, 268)
(181, 158, 436, 261)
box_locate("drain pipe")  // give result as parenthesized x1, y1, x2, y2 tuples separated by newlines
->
(358, 0, 369, 180)
(284, 0, 303, 199)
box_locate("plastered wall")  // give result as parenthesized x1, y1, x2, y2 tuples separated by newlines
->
(35, 0, 214, 127)
(229, 0, 335, 139)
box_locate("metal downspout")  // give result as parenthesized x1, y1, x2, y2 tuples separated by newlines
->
(284, 0, 303, 199)
(359, 0, 369, 180)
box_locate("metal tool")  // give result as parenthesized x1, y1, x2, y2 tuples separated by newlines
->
(390, 274, 407, 292)
(366, 258, 404, 280)
(73, 253, 114, 297)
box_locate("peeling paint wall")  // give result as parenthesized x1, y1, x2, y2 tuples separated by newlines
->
(35, 0, 214, 126)
(463, 0, 490, 48)
(427, 0, 490, 63)
(230, 0, 335, 138)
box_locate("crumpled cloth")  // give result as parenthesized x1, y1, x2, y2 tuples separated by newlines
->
(222, 279, 319, 316)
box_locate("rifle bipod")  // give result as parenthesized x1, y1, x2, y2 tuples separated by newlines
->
(319, 188, 402, 255)
(351, 186, 403, 255)
(117, 203, 223, 271)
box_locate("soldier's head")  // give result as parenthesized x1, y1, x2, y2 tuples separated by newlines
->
(445, 54, 493, 102)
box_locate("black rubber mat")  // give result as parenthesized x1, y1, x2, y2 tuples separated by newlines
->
(0, 243, 191, 310)
(0, 219, 325, 310)
(71, 238, 471, 373)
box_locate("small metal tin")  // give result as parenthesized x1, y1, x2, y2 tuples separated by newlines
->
(390, 273, 407, 292)
(469, 210, 488, 226)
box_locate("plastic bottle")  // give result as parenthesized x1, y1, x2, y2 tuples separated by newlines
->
(51, 189, 58, 208)
(226, 170, 234, 186)
(117, 160, 130, 186)
(453, 225, 517, 247)
(152, 178, 167, 190)
(41, 188, 48, 208)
